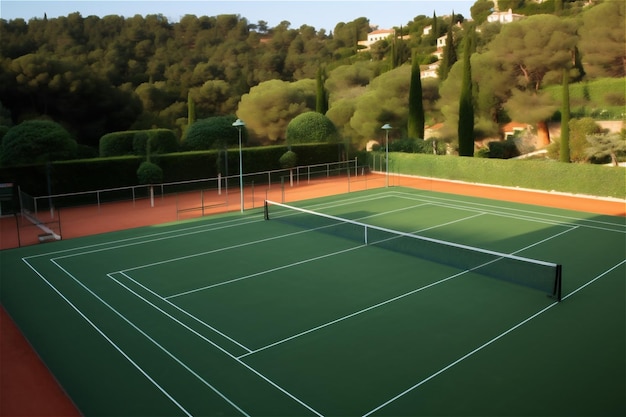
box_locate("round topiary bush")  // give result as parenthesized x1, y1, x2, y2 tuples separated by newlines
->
(136, 161, 163, 184)
(183, 115, 244, 151)
(0, 120, 77, 166)
(279, 150, 298, 168)
(286, 112, 339, 145)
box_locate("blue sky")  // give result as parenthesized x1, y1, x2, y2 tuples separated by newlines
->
(1, 1, 474, 32)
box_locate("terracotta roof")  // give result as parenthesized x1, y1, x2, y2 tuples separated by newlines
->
(369, 29, 394, 35)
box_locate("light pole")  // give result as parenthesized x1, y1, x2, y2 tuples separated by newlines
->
(232, 118, 245, 212)
(381, 123, 392, 187)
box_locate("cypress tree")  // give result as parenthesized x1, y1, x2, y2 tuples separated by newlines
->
(315, 66, 328, 114)
(187, 91, 195, 127)
(183, 91, 196, 141)
(430, 11, 438, 46)
(560, 67, 571, 162)
(458, 28, 475, 157)
(438, 12, 457, 81)
(407, 52, 425, 141)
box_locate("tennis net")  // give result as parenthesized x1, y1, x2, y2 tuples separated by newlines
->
(264, 200, 562, 301)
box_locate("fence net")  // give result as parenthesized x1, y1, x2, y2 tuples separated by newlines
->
(18, 187, 61, 241)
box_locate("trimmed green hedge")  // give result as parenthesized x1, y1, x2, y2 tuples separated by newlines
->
(99, 129, 179, 157)
(0, 143, 345, 197)
(388, 153, 626, 200)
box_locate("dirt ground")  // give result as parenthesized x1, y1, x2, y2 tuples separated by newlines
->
(1, 173, 624, 416)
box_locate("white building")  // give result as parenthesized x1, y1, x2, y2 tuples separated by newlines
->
(357, 29, 395, 50)
(487, 8, 525, 24)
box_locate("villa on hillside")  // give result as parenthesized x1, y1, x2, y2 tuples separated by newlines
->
(357, 29, 395, 50)
(420, 62, 440, 79)
(487, 8, 525, 23)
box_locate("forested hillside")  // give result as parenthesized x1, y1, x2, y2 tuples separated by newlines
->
(0, 0, 623, 158)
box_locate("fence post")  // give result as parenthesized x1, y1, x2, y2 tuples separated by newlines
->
(281, 177, 285, 203)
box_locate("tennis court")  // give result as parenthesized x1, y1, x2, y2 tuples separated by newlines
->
(1, 187, 624, 416)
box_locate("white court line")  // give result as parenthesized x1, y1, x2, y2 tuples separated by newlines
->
(107, 271, 323, 416)
(165, 244, 367, 299)
(23, 213, 266, 260)
(18, 190, 604, 416)
(237, 267, 474, 360)
(562, 259, 626, 301)
(46, 259, 250, 416)
(22, 258, 194, 417)
(165, 210, 486, 299)
(390, 191, 626, 232)
(239, 224, 578, 359)
(362, 258, 626, 417)
(118, 271, 253, 353)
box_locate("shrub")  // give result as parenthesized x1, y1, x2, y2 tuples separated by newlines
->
(568, 118, 603, 162)
(0, 120, 77, 166)
(279, 150, 298, 168)
(183, 115, 242, 151)
(286, 112, 339, 144)
(488, 139, 520, 159)
(136, 161, 163, 185)
(101, 129, 178, 157)
(99, 131, 135, 157)
(132, 129, 178, 156)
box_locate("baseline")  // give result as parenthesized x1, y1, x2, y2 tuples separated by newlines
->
(362, 258, 626, 417)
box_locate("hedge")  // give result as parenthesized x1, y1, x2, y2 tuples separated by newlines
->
(8, 145, 621, 203)
(386, 153, 625, 200)
(99, 129, 179, 157)
(0, 143, 345, 197)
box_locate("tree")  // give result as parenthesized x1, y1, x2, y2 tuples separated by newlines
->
(578, 1, 625, 78)
(430, 11, 439, 46)
(487, 14, 579, 146)
(458, 28, 475, 156)
(550, 117, 602, 162)
(0, 120, 77, 166)
(585, 132, 626, 167)
(286, 112, 338, 144)
(471, 0, 495, 25)
(348, 65, 412, 147)
(315, 66, 328, 114)
(187, 91, 195, 127)
(279, 150, 298, 186)
(438, 17, 457, 81)
(136, 160, 163, 207)
(560, 68, 571, 162)
(237, 79, 315, 143)
(407, 52, 424, 140)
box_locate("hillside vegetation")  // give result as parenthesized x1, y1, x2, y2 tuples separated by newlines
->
(0, 0, 624, 168)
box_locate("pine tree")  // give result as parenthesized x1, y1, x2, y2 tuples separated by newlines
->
(458, 27, 475, 157)
(407, 52, 425, 141)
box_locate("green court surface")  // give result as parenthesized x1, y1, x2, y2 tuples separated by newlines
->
(1, 187, 624, 416)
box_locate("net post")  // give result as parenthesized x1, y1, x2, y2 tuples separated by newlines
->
(554, 264, 562, 302)
(264, 200, 269, 220)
